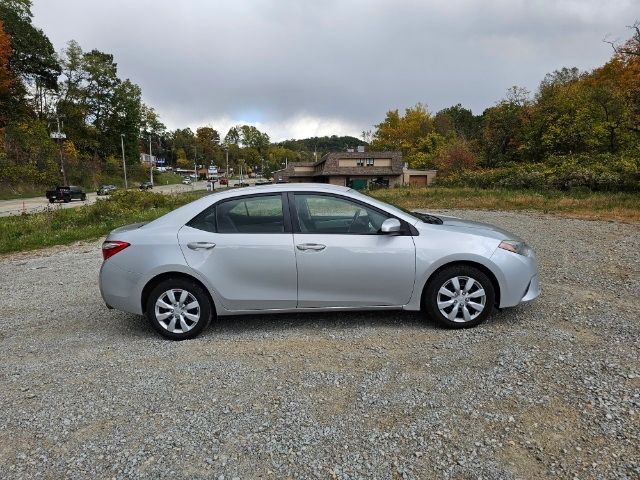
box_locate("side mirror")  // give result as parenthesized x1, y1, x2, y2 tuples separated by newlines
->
(380, 218, 401, 234)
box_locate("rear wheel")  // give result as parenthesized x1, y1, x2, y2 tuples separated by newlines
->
(424, 265, 495, 328)
(81, 193, 87, 201)
(146, 278, 213, 340)
(63, 195, 70, 203)
(48, 198, 54, 203)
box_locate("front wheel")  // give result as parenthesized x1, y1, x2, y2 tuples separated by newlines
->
(424, 265, 495, 328)
(146, 278, 213, 340)
(48, 198, 55, 203)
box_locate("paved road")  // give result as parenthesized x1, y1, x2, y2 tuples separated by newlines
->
(0, 179, 257, 217)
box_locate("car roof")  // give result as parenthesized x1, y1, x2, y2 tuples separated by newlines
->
(228, 183, 351, 195)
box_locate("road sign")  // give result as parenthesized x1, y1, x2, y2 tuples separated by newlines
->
(50, 132, 67, 139)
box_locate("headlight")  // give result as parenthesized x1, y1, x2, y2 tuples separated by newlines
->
(498, 240, 533, 257)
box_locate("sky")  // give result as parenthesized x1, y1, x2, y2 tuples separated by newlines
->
(32, 0, 638, 141)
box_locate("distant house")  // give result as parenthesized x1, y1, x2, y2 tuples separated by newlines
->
(272, 149, 436, 189)
(140, 153, 157, 166)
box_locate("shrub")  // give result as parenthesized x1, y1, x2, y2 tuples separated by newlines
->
(436, 153, 639, 191)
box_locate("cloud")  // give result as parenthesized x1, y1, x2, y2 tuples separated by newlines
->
(32, 0, 637, 139)
(183, 114, 363, 143)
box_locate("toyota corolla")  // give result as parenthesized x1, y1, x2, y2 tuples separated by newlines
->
(99, 184, 540, 340)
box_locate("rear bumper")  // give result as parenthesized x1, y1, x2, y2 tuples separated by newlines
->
(99, 260, 144, 315)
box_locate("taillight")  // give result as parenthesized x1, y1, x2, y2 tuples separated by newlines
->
(102, 241, 130, 261)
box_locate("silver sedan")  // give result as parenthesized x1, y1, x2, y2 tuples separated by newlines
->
(99, 184, 540, 340)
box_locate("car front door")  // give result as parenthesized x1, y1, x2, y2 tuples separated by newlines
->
(291, 193, 416, 308)
(178, 193, 297, 311)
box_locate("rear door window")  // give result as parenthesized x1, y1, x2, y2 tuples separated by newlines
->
(189, 194, 285, 233)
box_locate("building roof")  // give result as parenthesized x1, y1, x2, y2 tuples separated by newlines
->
(273, 151, 403, 178)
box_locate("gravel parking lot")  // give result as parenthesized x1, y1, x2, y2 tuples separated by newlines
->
(1, 210, 638, 479)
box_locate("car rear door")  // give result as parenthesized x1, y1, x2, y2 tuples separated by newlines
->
(291, 192, 416, 308)
(177, 193, 298, 311)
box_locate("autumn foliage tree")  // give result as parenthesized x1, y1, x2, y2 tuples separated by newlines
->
(0, 20, 13, 125)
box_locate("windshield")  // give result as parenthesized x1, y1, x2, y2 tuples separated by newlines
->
(349, 190, 443, 225)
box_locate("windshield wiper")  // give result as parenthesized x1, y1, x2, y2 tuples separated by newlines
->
(413, 212, 443, 225)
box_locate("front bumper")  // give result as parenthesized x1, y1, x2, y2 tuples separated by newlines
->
(491, 247, 540, 308)
(521, 274, 540, 303)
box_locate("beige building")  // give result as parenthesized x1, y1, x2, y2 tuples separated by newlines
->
(272, 150, 436, 189)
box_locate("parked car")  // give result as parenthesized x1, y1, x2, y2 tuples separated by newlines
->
(182, 178, 192, 185)
(99, 184, 540, 340)
(219, 177, 228, 186)
(139, 182, 153, 190)
(46, 185, 86, 203)
(97, 184, 117, 196)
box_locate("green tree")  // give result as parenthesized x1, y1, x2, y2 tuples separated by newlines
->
(195, 126, 221, 166)
(480, 87, 531, 166)
(370, 103, 446, 168)
(0, 0, 60, 91)
(435, 104, 481, 140)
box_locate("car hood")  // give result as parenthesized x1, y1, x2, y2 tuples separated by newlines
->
(415, 212, 523, 242)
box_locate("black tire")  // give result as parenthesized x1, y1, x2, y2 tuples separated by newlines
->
(49, 198, 55, 203)
(146, 277, 213, 340)
(423, 265, 495, 329)
(63, 196, 70, 203)
(81, 194, 87, 201)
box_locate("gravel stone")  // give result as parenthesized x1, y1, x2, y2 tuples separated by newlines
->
(0, 210, 638, 479)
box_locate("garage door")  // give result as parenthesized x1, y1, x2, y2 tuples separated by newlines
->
(410, 175, 427, 186)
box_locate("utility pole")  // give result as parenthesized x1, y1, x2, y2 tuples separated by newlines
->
(148, 135, 154, 186)
(225, 147, 229, 184)
(50, 116, 68, 185)
(120, 134, 128, 189)
(260, 157, 264, 178)
(193, 145, 197, 189)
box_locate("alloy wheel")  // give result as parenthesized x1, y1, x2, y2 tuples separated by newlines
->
(437, 276, 486, 323)
(154, 289, 201, 333)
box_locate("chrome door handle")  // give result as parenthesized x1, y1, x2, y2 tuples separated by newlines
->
(296, 243, 326, 251)
(187, 242, 216, 250)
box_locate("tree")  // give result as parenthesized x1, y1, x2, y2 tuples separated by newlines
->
(224, 126, 240, 146)
(0, 20, 14, 124)
(239, 125, 270, 153)
(435, 104, 481, 140)
(105, 79, 141, 161)
(140, 104, 165, 137)
(480, 87, 531, 165)
(370, 103, 446, 168)
(275, 135, 362, 156)
(435, 140, 478, 173)
(0, 0, 60, 91)
(604, 21, 640, 58)
(195, 126, 221, 166)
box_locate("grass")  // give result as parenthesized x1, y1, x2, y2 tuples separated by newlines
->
(0, 172, 185, 200)
(1, 186, 638, 256)
(0, 184, 46, 201)
(368, 187, 640, 223)
(153, 172, 185, 186)
(0, 190, 209, 255)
